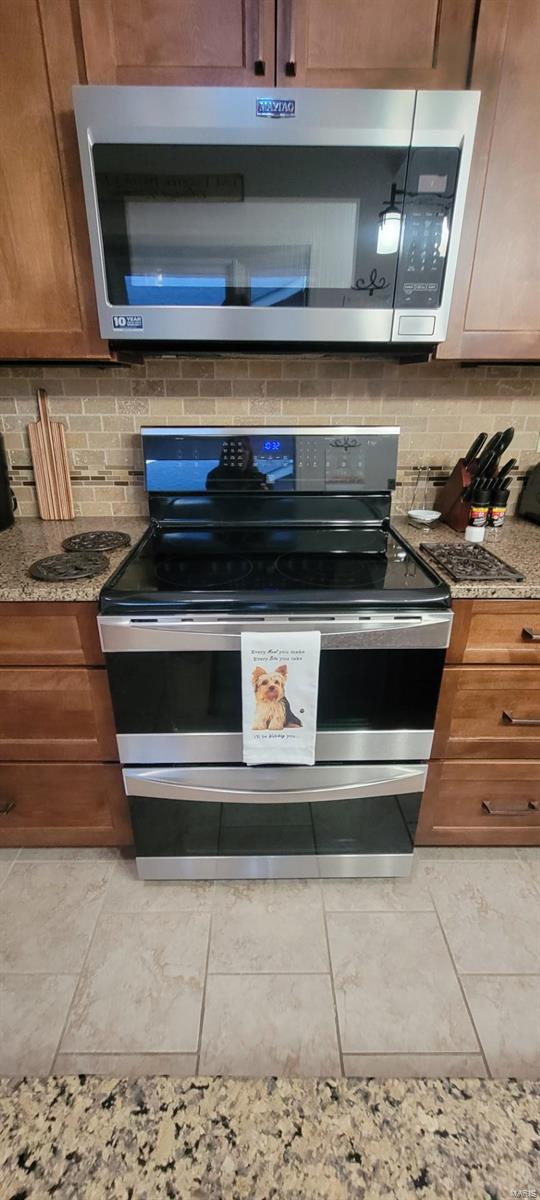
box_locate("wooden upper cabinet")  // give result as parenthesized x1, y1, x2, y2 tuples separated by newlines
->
(439, 0, 540, 360)
(276, 0, 476, 88)
(78, 0, 276, 85)
(0, 0, 109, 359)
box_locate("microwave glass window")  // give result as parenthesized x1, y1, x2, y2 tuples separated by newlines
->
(93, 144, 409, 310)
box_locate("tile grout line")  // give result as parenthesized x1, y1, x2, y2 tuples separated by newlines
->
(319, 883, 346, 1079)
(195, 886, 216, 1077)
(49, 860, 117, 1076)
(428, 893, 492, 1080)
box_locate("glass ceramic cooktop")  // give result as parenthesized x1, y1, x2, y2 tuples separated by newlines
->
(101, 526, 449, 613)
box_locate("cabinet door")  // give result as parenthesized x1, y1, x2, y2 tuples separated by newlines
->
(432, 667, 540, 760)
(0, 603, 103, 668)
(79, 0, 275, 86)
(448, 601, 540, 666)
(0, 669, 118, 761)
(0, 0, 108, 359)
(439, 0, 540, 360)
(276, 0, 476, 88)
(416, 760, 540, 846)
(0, 763, 131, 847)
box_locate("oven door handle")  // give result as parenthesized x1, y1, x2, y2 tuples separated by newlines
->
(123, 765, 427, 805)
(100, 613, 452, 652)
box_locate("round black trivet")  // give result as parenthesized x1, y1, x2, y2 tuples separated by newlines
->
(28, 552, 110, 582)
(62, 530, 131, 553)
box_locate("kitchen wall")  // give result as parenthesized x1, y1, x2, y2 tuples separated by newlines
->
(0, 359, 538, 518)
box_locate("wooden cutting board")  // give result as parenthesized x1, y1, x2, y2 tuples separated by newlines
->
(28, 388, 75, 520)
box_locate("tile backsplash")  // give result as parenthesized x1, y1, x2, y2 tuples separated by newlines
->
(0, 358, 538, 518)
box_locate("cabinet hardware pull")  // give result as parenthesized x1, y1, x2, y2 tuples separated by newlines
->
(501, 710, 540, 726)
(285, 0, 296, 75)
(482, 800, 538, 816)
(0, 801, 15, 816)
(254, 0, 266, 74)
(522, 627, 540, 642)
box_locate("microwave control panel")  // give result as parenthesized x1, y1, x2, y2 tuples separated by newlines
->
(395, 147, 461, 310)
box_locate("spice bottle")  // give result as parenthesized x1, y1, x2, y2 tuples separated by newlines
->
(465, 483, 491, 542)
(488, 486, 510, 532)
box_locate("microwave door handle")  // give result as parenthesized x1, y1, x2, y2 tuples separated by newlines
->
(123, 765, 426, 805)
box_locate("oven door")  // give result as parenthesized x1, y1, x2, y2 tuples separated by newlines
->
(124, 763, 427, 879)
(100, 611, 452, 764)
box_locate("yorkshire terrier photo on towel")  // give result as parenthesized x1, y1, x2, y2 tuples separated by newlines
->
(251, 664, 303, 731)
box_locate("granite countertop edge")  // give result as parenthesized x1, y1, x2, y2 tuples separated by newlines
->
(0, 514, 538, 603)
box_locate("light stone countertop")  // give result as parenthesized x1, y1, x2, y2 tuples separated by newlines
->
(0, 1075, 538, 1198)
(0, 516, 147, 603)
(392, 514, 540, 601)
(0, 513, 538, 603)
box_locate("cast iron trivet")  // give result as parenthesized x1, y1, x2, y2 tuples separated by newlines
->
(420, 541, 523, 582)
(28, 552, 110, 582)
(62, 530, 131, 553)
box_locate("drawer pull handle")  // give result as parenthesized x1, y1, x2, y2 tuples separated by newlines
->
(522, 627, 540, 642)
(482, 800, 539, 816)
(0, 801, 15, 816)
(502, 710, 540, 727)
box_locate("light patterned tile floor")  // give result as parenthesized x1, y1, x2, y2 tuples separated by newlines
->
(0, 848, 538, 1079)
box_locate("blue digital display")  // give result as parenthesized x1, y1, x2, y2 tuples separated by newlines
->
(263, 439, 281, 451)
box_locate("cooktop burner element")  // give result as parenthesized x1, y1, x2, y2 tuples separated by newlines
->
(420, 541, 524, 582)
(155, 557, 253, 589)
(62, 530, 131, 553)
(29, 552, 110, 582)
(276, 553, 389, 589)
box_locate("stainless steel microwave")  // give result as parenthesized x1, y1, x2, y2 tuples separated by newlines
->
(73, 86, 479, 347)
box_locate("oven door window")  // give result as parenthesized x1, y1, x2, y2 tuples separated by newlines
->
(93, 143, 409, 311)
(106, 648, 444, 733)
(129, 791, 421, 859)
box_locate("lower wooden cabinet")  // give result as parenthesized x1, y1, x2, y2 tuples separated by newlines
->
(0, 602, 104, 667)
(0, 667, 117, 761)
(432, 666, 540, 760)
(416, 760, 540, 846)
(0, 762, 131, 847)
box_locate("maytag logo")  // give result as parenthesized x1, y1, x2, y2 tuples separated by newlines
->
(113, 315, 143, 330)
(256, 97, 296, 118)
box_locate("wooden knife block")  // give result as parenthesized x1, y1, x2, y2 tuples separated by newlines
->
(434, 458, 474, 533)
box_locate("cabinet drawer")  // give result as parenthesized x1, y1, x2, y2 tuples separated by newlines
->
(0, 603, 103, 666)
(432, 666, 540, 759)
(0, 668, 117, 761)
(416, 760, 540, 846)
(0, 762, 131, 847)
(448, 601, 540, 665)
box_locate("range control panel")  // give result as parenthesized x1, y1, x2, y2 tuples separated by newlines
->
(395, 147, 460, 310)
(142, 428, 399, 494)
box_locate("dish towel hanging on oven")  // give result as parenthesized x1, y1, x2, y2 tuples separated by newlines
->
(241, 630, 321, 766)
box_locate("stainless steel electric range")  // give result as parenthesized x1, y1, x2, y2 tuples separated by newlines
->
(98, 426, 452, 881)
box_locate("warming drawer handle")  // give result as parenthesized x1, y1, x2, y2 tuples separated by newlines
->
(0, 801, 15, 816)
(501, 710, 540, 727)
(124, 767, 425, 806)
(522, 627, 540, 642)
(482, 800, 539, 816)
